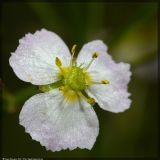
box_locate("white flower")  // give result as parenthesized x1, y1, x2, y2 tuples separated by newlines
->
(9, 29, 131, 152)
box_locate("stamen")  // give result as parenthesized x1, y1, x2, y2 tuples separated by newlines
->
(55, 57, 62, 67)
(78, 92, 95, 105)
(87, 98, 95, 104)
(92, 79, 110, 85)
(79, 63, 84, 68)
(55, 57, 64, 73)
(59, 86, 65, 91)
(92, 52, 99, 58)
(101, 80, 110, 84)
(70, 44, 77, 66)
(71, 44, 77, 55)
(84, 52, 99, 71)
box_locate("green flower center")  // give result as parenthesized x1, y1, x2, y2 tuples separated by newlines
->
(65, 66, 86, 91)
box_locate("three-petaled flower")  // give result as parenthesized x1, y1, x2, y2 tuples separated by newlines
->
(9, 29, 131, 152)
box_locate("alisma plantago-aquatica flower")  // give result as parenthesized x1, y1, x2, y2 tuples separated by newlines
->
(9, 29, 131, 152)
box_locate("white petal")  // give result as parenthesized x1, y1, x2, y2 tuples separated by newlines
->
(9, 29, 71, 85)
(19, 89, 99, 152)
(77, 40, 131, 112)
(90, 62, 131, 90)
(86, 62, 131, 113)
(86, 85, 131, 113)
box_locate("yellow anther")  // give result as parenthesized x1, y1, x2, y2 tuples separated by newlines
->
(55, 57, 62, 67)
(92, 52, 99, 59)
(87, 98, 95, 104)
(71, 44, 77, 55)
(55, 57, 65, 74)
(101, 80, 110, 84)
(59, 86, 64, 91)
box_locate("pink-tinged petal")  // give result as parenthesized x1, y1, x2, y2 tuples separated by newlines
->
(19, 89, 99, 152)
(9, 29, 71, 85)
(78, 40, 131, 112)
(86, 84, 131, 113)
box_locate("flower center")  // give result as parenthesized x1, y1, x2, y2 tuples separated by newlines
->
(65, 66, 86, 91)
(39, 44, 109, 105)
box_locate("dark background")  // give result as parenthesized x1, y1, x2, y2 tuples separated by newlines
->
(1, 2, 158, 158)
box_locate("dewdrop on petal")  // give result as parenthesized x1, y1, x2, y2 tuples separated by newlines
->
(9, 29, 132, 152)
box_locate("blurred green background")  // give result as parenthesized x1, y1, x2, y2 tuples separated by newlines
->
(1, 2, 158, 158)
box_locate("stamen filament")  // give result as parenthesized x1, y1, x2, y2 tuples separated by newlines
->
(70, 44, 77, 66)
(92, 79, 110, 85)
(79, 63, 84, 68)
(84, 52, 99, 71)
(84, 59, 94, 71)
(78, 92, 95, 105)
